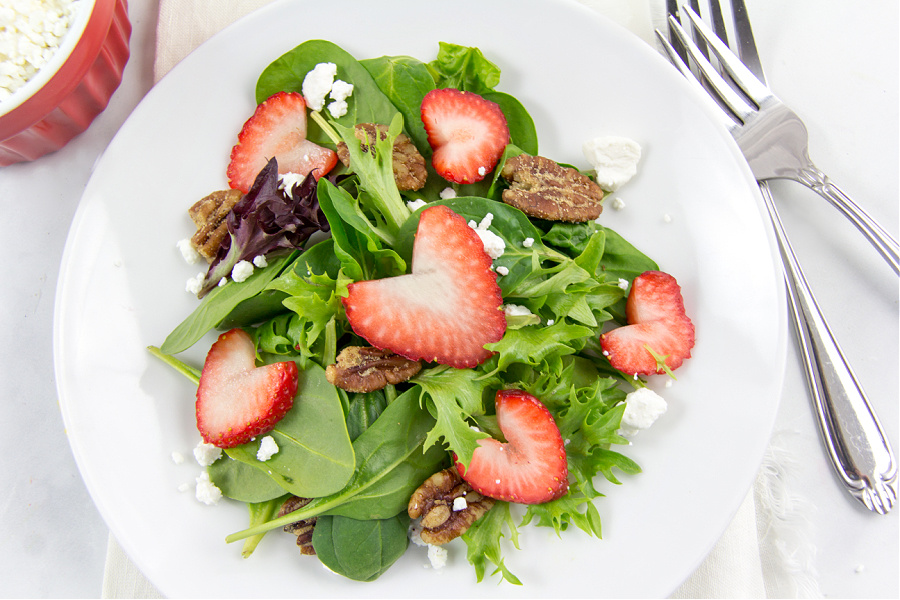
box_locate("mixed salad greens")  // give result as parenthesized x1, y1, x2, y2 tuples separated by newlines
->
(154, 40, 668, 585)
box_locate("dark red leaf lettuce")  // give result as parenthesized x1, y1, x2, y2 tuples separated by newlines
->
(198, 158, 329, 297)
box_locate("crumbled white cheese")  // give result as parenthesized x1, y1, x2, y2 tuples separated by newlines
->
(617, 278, 629, 291)
(468, 213, 505, 259)
(611, 197, 626, 210)
(327, 99, 348, 118)
(0, 0, 82, 101)
(427, 544, 448, 569)
(278, 171, 306, 192)
(193, 441, 222, 467)
(582, 136, 642, 191)
(301, 62, 337, 111)
(330, 79, 354, 102)
(503, 304, 533, 317)
(195, 471, 223, 505)
(256, 435, 279, 462)
(408, 519, 427, 547)
(546, 319, 555, 326)
(185, 272, 204, 295)
(406, 198, 427, 211)
(176, 238, 202, 265)
(496, 266, 509, 276)
(231, 260, 254, 283)
(177, 482, 191, 493)
(619, 387, 667, 438)
(452, 496, 468, 511)
(663, 213, 673, 223)
(252, 255, 268, 268)
(477, 166, 486, 177)
(439, 187, 457, 199)
(171, 451, 185, 465)
(522, 237, 534, 248)
(218, 277, 228, 287)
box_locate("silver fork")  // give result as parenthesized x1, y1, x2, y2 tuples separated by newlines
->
(666, 4, 899, 275)
(657, 2, 897, 514)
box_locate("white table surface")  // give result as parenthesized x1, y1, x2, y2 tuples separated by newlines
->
(1, 1, 896, 597)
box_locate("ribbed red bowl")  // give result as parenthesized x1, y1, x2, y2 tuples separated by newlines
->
(0, 0, 131, 166)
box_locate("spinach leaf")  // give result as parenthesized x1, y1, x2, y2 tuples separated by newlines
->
(160, 251, 298, 355)
(225, 388, 445, 542)
(483, 91, 538, 156)
(207, 455, 287, 503)
(427, 42, 501, 94)
(345, 390, 389, 441)
(312, 513, 410, 582)
(226, 363, 355, 499)
(256, 40, 401, 147)
(360, 55, 435, 157)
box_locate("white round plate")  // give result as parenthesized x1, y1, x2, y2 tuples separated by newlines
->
(54, 0, 786, 596)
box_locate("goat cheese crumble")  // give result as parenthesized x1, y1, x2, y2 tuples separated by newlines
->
(468, 213, 505, 259)
(176, 238, 201, 264)
(193, 441, 222, 467)
(301, 62, 337, 111)
(618, 387, 667, 438)
(231, 260, 254, 283)
(582, 136, 642, 191)
(195, 471, 223, 505)
(256, 435, 279, 461)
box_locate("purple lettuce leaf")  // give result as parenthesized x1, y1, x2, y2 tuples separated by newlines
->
(198, 158, 329, 297)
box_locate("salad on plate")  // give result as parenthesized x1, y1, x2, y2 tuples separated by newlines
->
(152, 39, 695, 585)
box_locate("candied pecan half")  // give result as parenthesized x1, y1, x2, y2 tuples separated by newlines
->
(326, 346, 422, 393)
(279, 496, 317, 556)
(500, 154, 604, 222)
(336, 123, 427, 191)
(188, 188, 243, 261)
(408, 468, 495, 545)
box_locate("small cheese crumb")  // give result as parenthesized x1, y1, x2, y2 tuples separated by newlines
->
(406, 198, 427, 211)
(477, 166, 486, 177)
(496, 266, 509, 276)
(193, 441, 222, 467)
(427, 544, 448, 569)
(619, 388, 667, 438)
(278, 171, 306, 192)
(327, 99, 348, 118)
(439, 187, 457, 199)
(522, 237, 534, 248)
(302, 62, 337, 111)
(330, 79, 354, 102)
(452, 496, 468, 511)
(582, 136, 642, 191)
(252, 255, 268, 268)
(256, 436, 279, 461)
(663, 213, 673, 223)
(611, 197, 626, 210)
(176, 239, 202, 265)
(546, 319, 555, 326)
(218, 277, 228, 287)
(185, 272, 204, 295)
(177, 482, 191, 493)
(617, 278, 629, 291)
(195, 471, 223, 505)
(503, 304, 533, 317)
(171, 451, 185, 465)
(231, 260, 254, 283)
(468, 213, 505, 259)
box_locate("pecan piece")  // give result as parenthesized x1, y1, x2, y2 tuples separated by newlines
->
(279, 496, 317, 556)
(336, 123, 427, 191)
(326, 346, 422, 393)
(188, 188, 243, 261)
(408, 468, 494, 545)
(500, 154, 604, 222)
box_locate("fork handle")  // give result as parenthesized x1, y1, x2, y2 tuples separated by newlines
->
(760, 181, 898, 514)
(794, 165, 900, 275)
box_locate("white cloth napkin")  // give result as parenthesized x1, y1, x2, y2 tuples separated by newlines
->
(102, 1, 821, 597)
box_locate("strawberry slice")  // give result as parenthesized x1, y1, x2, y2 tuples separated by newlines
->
(600, 270, 695, 376)
(456, 389, 568, 504)
(342, 205, 506, 368)
(227, 91, 338, 193)
(421, 88, 509, 184)
(196, 328, 298, 448)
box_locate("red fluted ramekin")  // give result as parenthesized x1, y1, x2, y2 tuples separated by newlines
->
(0, 0, 131, 166)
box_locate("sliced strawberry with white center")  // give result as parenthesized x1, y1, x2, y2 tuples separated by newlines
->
(600, 270, 695, 376)
(342, 204, 506, 368)
(196, 328, 298, 448)
(421, 88, 509, 184)
(227, 91, 338, 193)
(457, 389, 568, 504)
